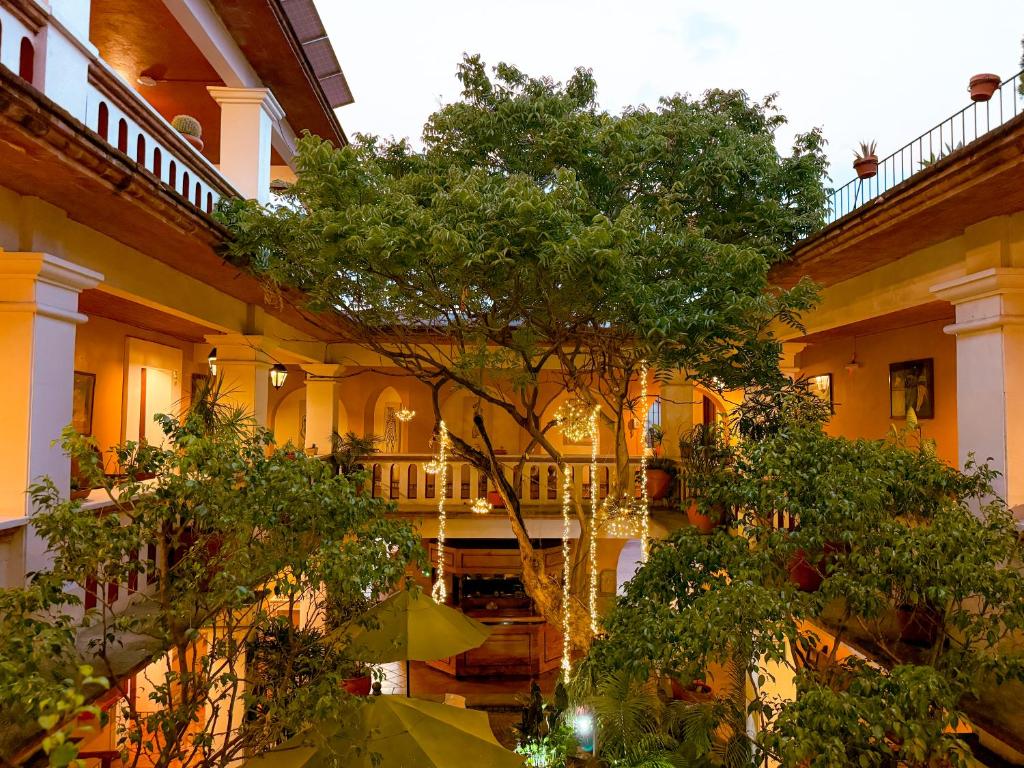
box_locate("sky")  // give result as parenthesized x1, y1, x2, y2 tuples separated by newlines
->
(315, 0, 1024, 187)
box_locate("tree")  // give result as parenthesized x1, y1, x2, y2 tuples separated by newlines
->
(587, 406, 1024, 767)
(220, 55, 827, 647)
(0, 385, 421, 767)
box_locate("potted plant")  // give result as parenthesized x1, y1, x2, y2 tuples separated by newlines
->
(853, 140, 878, 180)
(330, 431, 381, 480)
(678, 423, 730, 533)
(339, 660, 373, 696)
(643, 456, 677, 501)
(171, 114, 204, 151)
(969, 73, 1001, 102)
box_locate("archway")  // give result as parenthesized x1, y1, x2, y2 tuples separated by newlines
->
(373, 386, 405, 453)
(615, 539, 644, 595)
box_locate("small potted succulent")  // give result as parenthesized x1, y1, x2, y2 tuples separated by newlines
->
(968, 73, 1001, 102)
(853, 140, 878, 180)
(171, 114, 204, 151)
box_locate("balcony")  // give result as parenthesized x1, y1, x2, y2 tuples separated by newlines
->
(0, 1, 237, 214)
(369, 454, 634, 516)
(826, 69, 1024, 226)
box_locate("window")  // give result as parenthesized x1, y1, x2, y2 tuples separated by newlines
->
(168, 161, 177, 188)
(136, 135, 146, 165)
(152, 147, 162, 178)
(645, 396, 662, 448)
(117, 119, 128, 153)
(18, 38, 34, 83)
(97, 103, 109, 140)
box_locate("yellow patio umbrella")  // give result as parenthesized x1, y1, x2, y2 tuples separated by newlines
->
(244, 695, 524, 768)
(343, 588, 491, 695)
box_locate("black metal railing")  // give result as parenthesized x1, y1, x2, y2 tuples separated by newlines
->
(826, 70, 1024, 225)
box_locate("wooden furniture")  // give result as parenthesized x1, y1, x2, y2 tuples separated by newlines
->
(427, 543, 563, 678)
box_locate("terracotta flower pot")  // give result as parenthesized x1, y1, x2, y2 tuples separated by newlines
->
(342, 674, 372, 696)
(645, 468, 673, 500)
(669, 677, 712, 702)
(70, 488, 92, 501)
(897, 602, 943, 646)
(969, 73, 1001, 102)
(182, 133, 205, 152)
(487, 489, 506, 509)
(685, 499, 723, 534)
(853, 155, 878, 180)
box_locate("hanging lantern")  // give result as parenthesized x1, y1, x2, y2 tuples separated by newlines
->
(395, 407, 416, 423)
(269, 363, 288, 390)
(207, 347, 218, 377)
(470, 497, 491, 515)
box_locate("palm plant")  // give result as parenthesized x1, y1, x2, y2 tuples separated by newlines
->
(329, 431, 381, 478)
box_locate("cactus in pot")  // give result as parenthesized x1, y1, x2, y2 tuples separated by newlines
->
(171, 114, 204, 151)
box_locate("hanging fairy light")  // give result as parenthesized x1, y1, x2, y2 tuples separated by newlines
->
(395, 407, 416, 422)
(586, 405, 600, 635)
(423, 459, 442, 475)
(470, 497, 491, 515)
(601, 495, 643, 538)
(638, 361, 651, 562)
(561, 462, 573, 680)
(430, 421, 450, 604)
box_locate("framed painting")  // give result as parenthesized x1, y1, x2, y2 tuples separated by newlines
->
(889, 359, 934, 419)
(809, 373, 833, 414)
(72, 371, 96, 435)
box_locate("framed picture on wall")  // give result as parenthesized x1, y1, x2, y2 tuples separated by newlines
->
(72, 371, 96, 435)
(889, 359, 934, 419)
(809, 373, 833, 414)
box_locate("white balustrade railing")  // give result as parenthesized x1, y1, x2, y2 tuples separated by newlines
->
(1, 1, 237, 215)
(368, 454, 622, 513)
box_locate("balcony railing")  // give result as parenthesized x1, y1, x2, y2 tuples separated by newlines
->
(826, 70, 1024, 225)
(0, 2, 237, 215)
(369, 454, 624, 514)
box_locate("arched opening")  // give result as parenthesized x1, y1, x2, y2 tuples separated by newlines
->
(616, 539, 644, 595)
(18, 38, 34, 83)
(206, 192, 213, 213)
(477, 473, 488, 498)
(389, 464, 400, 499)
(136, 134, 146, 165)
(407, 465, 418, 499)
(372, 386, 405, 453)
(97, 102, 109, 140)
(194, 181, 201, 207)
(529, 466, 540, 500)
(270, 387, 306, 448)
(168, 161, 177, 189)
(152, 147, 162, 178)
(371, 464, 383, 498)
(117, 119, 128, 153)
(459, 464, 471, 499)
(181, 171, 190, 198)
(547, 466, 558, 499)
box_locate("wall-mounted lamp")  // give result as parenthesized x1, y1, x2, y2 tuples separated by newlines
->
(270, 363, 289, 390)
(207, 347, 218, 376)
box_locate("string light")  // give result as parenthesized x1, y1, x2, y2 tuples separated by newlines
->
(587, 406, 600, 635)
(431, 421, 449, 604)
(561, 463, 573, 680)
(395, 408, 416, 422)
(423, 459, 442, 475)
(639, 361, 651, 562)
(470, 497, 491, 515)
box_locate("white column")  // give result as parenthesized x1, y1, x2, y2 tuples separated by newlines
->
(206, 87, 285, 204)
(932, 268, 1024, 515)
(206, 334, 273, 426)
(0, 252, 102, 582)
(301, 365, 345, 456)
(780, 342, 807, 380)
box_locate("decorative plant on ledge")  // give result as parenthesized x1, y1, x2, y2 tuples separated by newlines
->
(853, 139, 878, 179)
(171, 114, 204, 151)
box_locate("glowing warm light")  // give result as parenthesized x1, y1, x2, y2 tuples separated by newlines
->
(587, 405, 600, 635)
(572, 707, 596, 753)
(430, 421, 449, 604)
(470, 497, 491, 515)
(639, 361, 651, 561)
(395, 408, 415, 422)
(423, 459, 442, 475)
(269, 363, 288, 390)
(561, 463, 573, 680)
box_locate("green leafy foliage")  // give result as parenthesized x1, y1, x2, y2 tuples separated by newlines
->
(588, 414, 1024, 766)
(1, 386, 421, 767)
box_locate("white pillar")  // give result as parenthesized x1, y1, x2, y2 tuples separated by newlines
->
(932, 268, 1024, 515)
(0, 252, 102, 582)
(206, 334, 273, 426)
(301, 365, 344, 456)
(206, 87, 285, 204)
(780, 342, 807, 380)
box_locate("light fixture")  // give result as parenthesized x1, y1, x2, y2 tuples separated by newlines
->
(207, 347, 218, 376)
(270, 363, 288, 390)
(136, 74, 158, 87)
(423, 459, 442, 475)
(571, 707, 596, 753)
(395, 407, 416, 422)
(470, 497, 491, 515)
